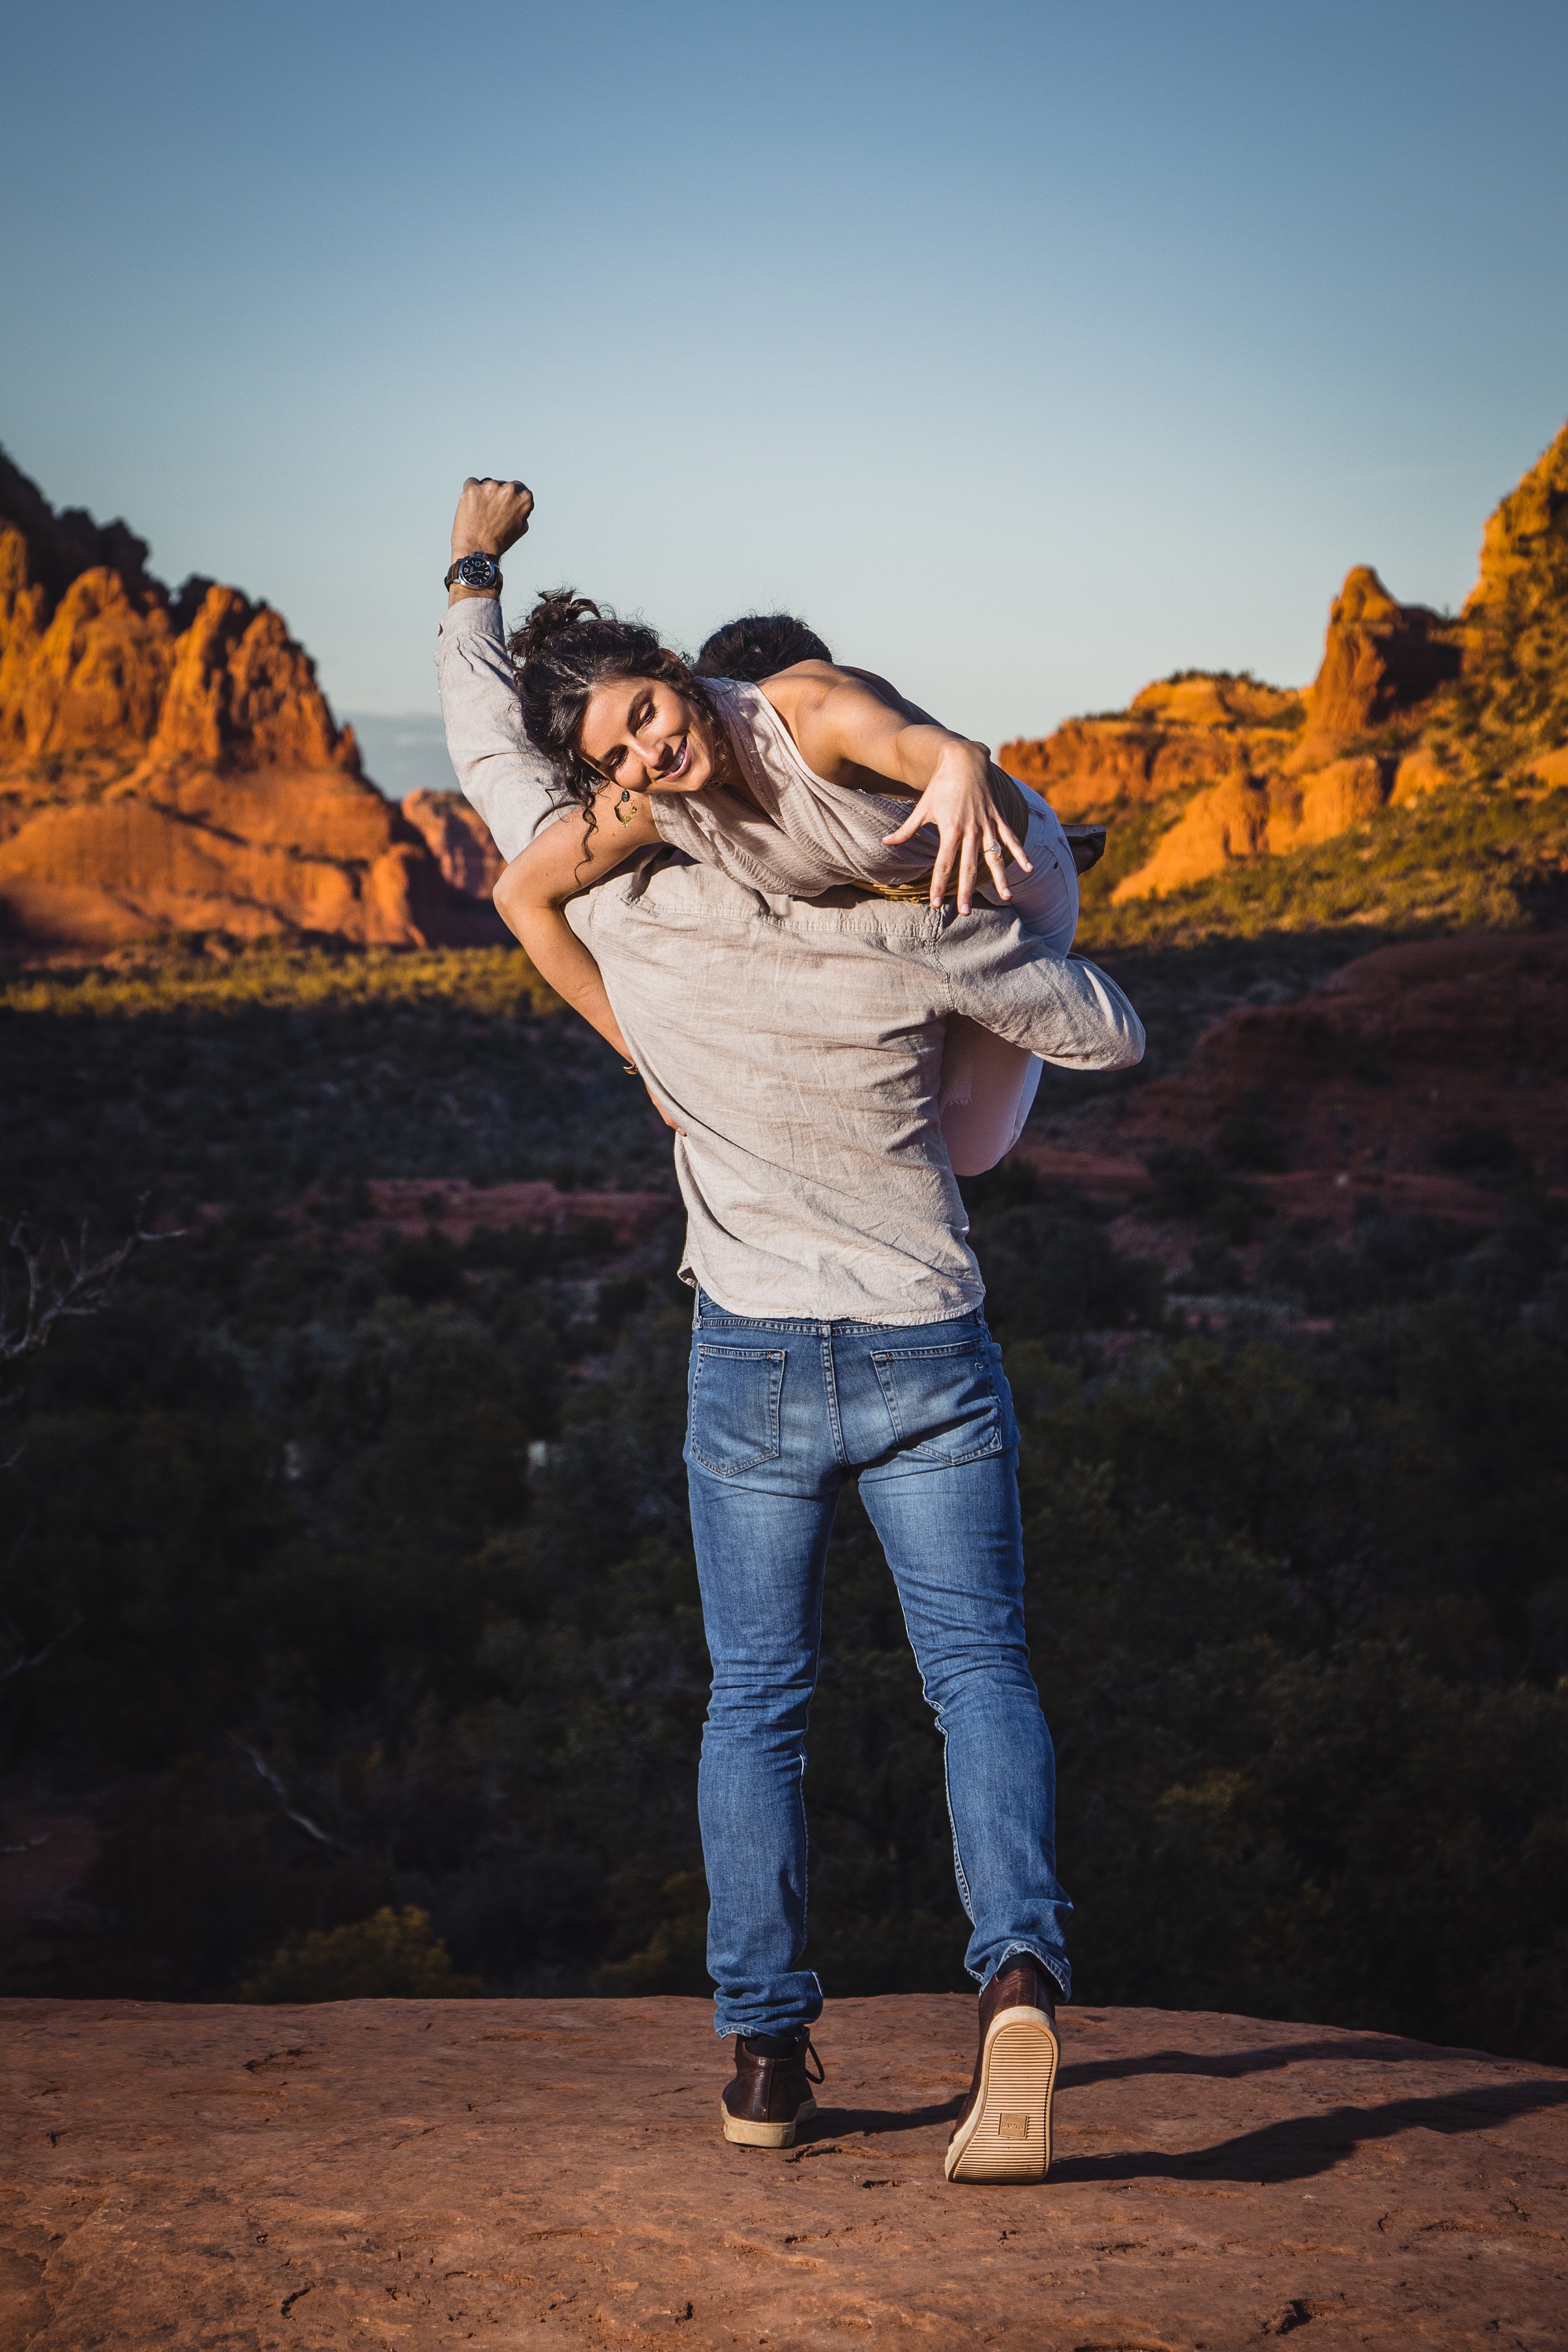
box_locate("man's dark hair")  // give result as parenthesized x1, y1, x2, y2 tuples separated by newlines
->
(694, 613, 833, 682)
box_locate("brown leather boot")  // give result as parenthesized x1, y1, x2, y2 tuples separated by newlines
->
(719, 2031, 824, 2148)
(944, 1955, 1059, 2183)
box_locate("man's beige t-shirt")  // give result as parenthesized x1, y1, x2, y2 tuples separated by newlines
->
(565, 859, 1140, 1324)
(439, 598, 1144, 1325)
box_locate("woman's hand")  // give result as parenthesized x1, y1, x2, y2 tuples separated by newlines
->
(766, 667, 1032, 914)
(880, 741, 1031, 913)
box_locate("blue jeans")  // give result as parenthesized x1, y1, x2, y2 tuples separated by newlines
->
(685, 1286, 1071, 2040)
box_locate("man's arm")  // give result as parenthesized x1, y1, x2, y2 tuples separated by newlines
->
(436, 476, 564, 860)
(437, 600, 567, 858)
(932, 918, 1146, 1071)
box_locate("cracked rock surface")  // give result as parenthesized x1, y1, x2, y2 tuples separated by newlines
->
(2, 1995, 1564, 2349)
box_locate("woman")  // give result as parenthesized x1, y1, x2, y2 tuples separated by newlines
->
(493, 594, 1082, 1174)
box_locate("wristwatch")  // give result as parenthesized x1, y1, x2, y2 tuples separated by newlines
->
(445, 552, 503, 592)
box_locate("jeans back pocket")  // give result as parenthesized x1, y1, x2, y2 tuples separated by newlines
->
(687, 1343, 787, 1476)
(869, 1339, 1010, 1466)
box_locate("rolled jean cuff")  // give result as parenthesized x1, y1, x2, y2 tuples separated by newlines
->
(985, 1943, 1071, 2004)
(712, 1969, 824, 2040)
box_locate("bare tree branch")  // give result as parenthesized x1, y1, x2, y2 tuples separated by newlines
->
(1, 1202, 185, 1369)
(0, 1207, 182, 1689)
(229, 1735, 341, 1849)
(0, 1610, 83, 1687)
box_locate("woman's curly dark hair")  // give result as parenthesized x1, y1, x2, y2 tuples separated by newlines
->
(509, 589, 719, 821)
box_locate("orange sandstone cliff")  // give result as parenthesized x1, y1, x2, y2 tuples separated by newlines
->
(1001, 419, 1568, 903)
(399, 786, 506, 900)
(0, 451, 503, 951)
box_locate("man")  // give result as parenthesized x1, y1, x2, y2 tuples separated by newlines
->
(437, 479, 1145, 2184)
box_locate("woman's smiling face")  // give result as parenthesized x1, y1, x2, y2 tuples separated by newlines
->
(579, 675, 716, 795)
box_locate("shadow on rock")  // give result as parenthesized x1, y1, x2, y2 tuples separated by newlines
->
(1049, 2077, 1568, 2187)
(805, 2097, 964, 2140)
(1058, 2032, 1500, 2091)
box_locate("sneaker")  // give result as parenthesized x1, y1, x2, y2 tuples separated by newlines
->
(719, 2030, 824, 2148)
(944, 1955, 1059, 2184)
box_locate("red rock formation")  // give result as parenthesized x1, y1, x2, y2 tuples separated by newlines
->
(2, 562, 175, 760)
(1001, 422, 1564, 901)
(0, 447, 161, 607)
(1006, 931, 1568, 1268)
(1295, 564, 1460, 753)
(309, 1177, 669, 1248)
(1468, 416, 1568, 619)
(1000, 694, 1286, 822)
(0, 450, 503, 951)
(147, 585, 356, 772)
(400, 787, 506, 897)
(1455, 418, 1568, 779)
(1104, 570, 1467, 899)
(1119, 752, 1392, 900)
(1113, 931, 1568, 1227)
(3, 1993, 1563, 2348)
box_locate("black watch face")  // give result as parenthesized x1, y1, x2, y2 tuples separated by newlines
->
(457, 554, 500, 589)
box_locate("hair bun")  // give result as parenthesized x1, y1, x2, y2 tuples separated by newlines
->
(512, 588, 602, 665)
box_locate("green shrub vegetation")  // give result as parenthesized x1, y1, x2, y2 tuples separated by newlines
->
(241, 1906, 481, 2002)
(1, 940, 562, 1023)
(2, 945, 1565, 2061)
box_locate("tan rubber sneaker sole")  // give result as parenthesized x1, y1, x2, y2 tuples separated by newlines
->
(720, 2093, 817, 2148)
(943, 2006, 1059, 2184)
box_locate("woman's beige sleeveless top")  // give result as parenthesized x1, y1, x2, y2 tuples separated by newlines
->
(647, 677, 942, 897)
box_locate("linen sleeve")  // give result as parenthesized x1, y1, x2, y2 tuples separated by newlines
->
(435, 597, 568, 859)
(931, 918, 1146, 1071)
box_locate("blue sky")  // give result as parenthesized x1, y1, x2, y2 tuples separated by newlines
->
(3, 0, 1565, 767)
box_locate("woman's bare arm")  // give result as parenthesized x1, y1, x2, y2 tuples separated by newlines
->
(494, 871, 629, 1056)
(492, 787, 661, 1057)
(839, 665, 941, 729)
(762, 663, 1029, 912)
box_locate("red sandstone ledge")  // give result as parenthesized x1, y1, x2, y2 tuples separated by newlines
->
(358, 1180, 675, 1249)
(3, 1996, 1565, 2349)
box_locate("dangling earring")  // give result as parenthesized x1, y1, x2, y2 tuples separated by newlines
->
(614, 790, 636, 825)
